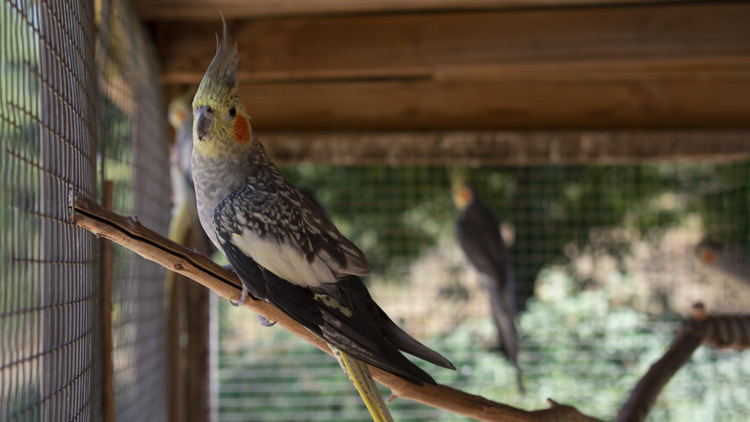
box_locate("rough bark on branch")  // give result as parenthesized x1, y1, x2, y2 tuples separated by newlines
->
(69, 190, 599, 422)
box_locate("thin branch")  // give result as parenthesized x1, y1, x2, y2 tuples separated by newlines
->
(615, 319, 703, 422)
(69, 190, 599, 422)
(616, 304, 750, 422)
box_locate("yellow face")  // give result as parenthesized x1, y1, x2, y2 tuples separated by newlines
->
(168, 98, 191, 129)
(452, 185, 473, 209)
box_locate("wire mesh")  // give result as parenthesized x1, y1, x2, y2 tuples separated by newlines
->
(1, 1, 99, 420)
(216, 153, 750, 421)
(98, 0, 171, 421)
(1, 0, 170, 421)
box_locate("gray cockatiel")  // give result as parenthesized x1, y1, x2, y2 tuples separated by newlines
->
(453, 180, 523, 393)
(189, 18, 454, 421)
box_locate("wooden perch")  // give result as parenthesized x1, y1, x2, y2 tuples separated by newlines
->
(616, 303, 750, 422)
(68, 190, 599, 422)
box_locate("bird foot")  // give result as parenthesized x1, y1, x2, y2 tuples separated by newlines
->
(230, 284, 249, 307)
(258, 315, 277, 327)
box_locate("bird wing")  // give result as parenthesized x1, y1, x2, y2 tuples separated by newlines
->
(455, 201, 510, 285)
(213, 191, 452, 385)
(456, 198, 520, 365)
(214, 183, 369, 288)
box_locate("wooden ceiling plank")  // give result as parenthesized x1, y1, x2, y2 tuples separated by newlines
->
(156, 3, 750, 82)
(155, 3, 750, 130)
(135, 0, 694, 21)
(236, 77, 750, 131)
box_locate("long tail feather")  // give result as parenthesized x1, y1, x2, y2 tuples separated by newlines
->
(331, 346, 394, 422)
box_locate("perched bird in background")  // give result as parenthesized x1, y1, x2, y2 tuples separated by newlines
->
(168, 92, 198, 232)
(169, 93, 195, 198)
(190, 19, 454, 421)
(167, 91, 213, 253)
(452, 179, 524, 393)
(694, 237, 750, 287)
(166, 91, 208, 292)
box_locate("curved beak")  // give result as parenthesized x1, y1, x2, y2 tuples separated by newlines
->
(195, 105, 215, 141)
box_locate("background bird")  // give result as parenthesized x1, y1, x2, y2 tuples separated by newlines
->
(694, 237, 750, 287)
(168, 91, 199, 236)
(190, 19, 454, 421)
(452, 178, 524, 393)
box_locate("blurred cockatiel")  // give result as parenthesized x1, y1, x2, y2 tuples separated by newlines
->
(190, 18, 454, 421)
(168, 92, 198, 236)
(166, 91, 207, 297)
(452, 178, 524, 393)
(695, 237, 750, 287)
(169, 93, 195, 201)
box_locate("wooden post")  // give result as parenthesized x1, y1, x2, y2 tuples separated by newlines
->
(101, 180, 116, 422)
(168, 195, 213, 422)
(168, 267, 186, 422)
(185, 234, 213, 422)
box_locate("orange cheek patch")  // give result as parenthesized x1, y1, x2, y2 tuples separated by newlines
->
(460, 188, 471, 204)
(234, 116, 251, 144)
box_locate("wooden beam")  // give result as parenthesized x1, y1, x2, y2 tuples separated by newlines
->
(135, 0, 689, 21)
(159, 4, 750, 81)
(155, 3, 750, 130)
(259, 131, 750, 166)
(236, 76, 750, 131)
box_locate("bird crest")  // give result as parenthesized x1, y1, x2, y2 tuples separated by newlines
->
(194, 14, 238, 107)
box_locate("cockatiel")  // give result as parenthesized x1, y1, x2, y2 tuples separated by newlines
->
(168, 92, 197, 235)
(166, 92, 205, 295)
(190, 18, 454, 421)
(452, 180, 524, 393)
(695, 237, 750, 287)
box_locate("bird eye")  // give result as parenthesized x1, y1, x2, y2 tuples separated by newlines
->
(229, 107, 236, 118)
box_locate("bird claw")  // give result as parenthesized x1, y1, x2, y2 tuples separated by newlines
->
(230, 285, 249, 307)
(258, 315, 277, 327)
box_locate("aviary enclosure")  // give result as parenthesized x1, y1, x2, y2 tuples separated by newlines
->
(1, 1, 749, 421)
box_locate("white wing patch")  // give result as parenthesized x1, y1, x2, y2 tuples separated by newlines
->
(231, 229, 338, 288)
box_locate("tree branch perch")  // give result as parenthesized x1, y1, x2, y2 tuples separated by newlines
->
(616, 303, 750, 422)
(68, 190, 598, 422)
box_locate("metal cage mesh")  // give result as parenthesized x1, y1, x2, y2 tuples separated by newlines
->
(0, 0, 170, 421)
(216, 153, 750, 421)
(1, 1, 99, 420)
(98, 0, 170, 420)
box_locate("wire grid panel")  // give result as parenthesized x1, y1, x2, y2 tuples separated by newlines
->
(1, 1, 99, 421)
(217, 159, 750, 421)
(1, 0, 171, 421)
(97, 0, 171, 421)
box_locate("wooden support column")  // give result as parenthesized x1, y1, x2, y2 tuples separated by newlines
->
(101, 181, 116, 422)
